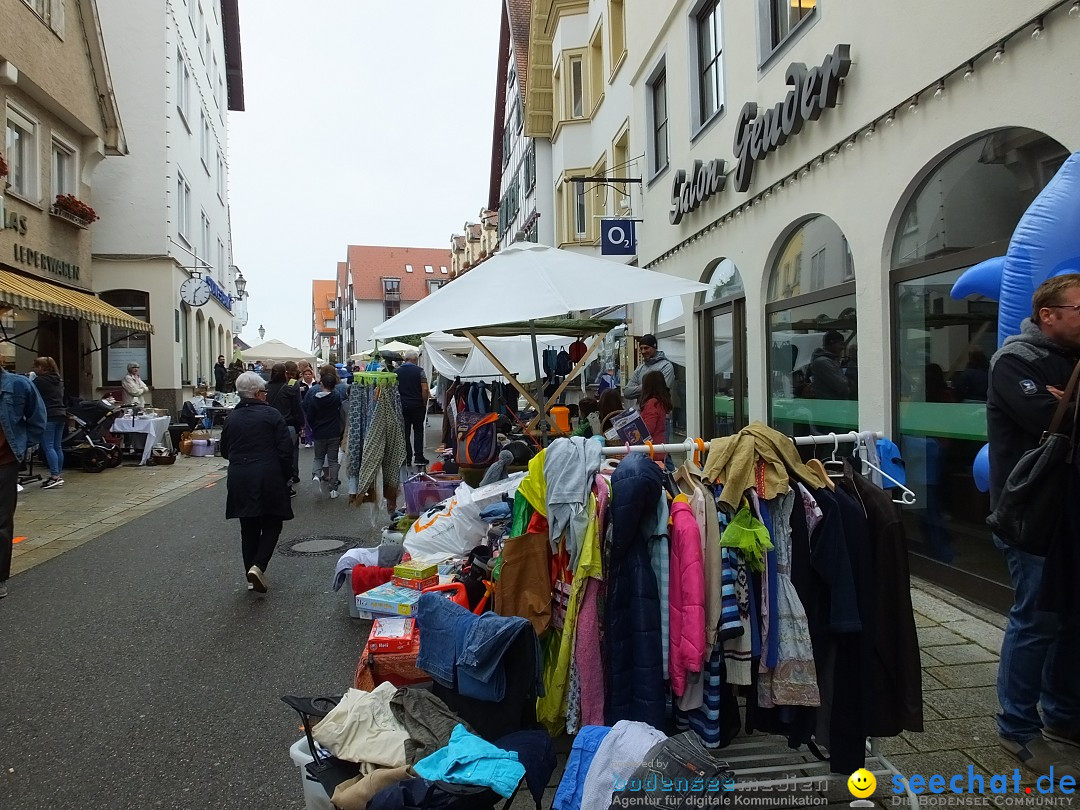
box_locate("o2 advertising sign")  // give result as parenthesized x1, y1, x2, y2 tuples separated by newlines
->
(601, 219, 637, 256)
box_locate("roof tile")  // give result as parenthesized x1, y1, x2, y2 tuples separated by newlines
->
(346, 245, 453, 302)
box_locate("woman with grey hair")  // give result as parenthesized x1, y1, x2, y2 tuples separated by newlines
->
(121, 362, 150, 406)
(220, 371, 294, 593)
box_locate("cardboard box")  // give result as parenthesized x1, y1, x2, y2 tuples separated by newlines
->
(367, 618, 418, 654)
(393, 560, 438, 581)
(356, 583, 423, 617)
(391, 574, 439, 591)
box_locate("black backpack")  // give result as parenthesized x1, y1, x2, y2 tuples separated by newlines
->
(555, 349, 572, 376)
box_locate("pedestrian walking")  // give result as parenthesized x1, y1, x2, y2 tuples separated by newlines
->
(31, 357, 66, 489)
(987, 274, 1080, 779)
(0, 366, 47, 599)
(266, 362, 303, 491)
(303, 370, 344, 499)
(220, 371, 293, 593)
(396, 348, 429, 464)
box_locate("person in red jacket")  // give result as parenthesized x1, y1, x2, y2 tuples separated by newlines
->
(638, 371, 671, 461)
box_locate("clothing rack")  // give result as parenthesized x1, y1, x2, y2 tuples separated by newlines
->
(352, 371, 398, 383)
(597, 431, 920, 806)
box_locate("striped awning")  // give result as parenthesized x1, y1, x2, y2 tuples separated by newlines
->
(0, 269, 153, 333)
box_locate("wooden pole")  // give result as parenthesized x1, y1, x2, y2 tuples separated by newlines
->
(526, 336, 604, 432)
(461, 330, 545, 415)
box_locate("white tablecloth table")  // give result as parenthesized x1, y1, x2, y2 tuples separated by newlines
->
(109, 415, 173, 465)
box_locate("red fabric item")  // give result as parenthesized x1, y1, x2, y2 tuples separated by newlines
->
(352, 565, 394, 596)
(568, 339, 588, 363)
(526, 511, 549, 535)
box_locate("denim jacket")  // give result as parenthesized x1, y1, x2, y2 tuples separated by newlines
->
(0, 369, 47, 462)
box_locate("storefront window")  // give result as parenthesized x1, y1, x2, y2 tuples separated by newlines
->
(655, 296, 687, 442)
(101, 290, 151, 384)
(766, 216, 856, 437)
(697, 259, 747, 439)
(895, 268, 997, 574)
(893, 128, 1069, 268)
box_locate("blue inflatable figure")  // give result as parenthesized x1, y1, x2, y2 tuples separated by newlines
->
(951, 151, 1080, 491)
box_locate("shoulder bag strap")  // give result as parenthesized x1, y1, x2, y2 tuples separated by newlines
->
(1046, 359, 1080, 437)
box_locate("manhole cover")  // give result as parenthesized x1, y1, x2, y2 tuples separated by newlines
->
(279, 535, 372, 558)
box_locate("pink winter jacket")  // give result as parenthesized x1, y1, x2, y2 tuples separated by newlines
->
(669, 500, 707, 696)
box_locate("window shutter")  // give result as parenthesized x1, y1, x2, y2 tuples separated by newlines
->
(50, 0, 65, 38)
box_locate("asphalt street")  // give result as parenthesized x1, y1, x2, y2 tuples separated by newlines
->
(0, 454, 384, 809)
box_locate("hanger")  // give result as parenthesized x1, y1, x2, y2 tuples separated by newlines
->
(821, 433, 846, 479)
(805, 457, 836, 491)
(860, 456, 917, 505)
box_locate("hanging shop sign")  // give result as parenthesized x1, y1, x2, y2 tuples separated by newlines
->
(667, 45, 852, 226)
(601, 218, 638, 255)
(733, 44, 851, 193)
(670, 159, 727, 225)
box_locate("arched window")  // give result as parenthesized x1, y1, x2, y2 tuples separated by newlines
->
(696, 259, 747, 438)
(765, 216, 857, 438)
(178, 304, 190, 386)
(890, 127, 1068, 607)
(100, 290, 151, 384)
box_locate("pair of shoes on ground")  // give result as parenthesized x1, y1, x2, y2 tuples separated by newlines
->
(246, 565, 267, 593)
(1000, 732, 1080, 780)
(0, 581, 7, 599)
(41, 477, 63, 490)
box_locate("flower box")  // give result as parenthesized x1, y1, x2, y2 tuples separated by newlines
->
(49, 205, 90, 229)
(51, 194, 98, 227)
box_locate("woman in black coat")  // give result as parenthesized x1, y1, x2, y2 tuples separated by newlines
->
(220, 371, 294, 593)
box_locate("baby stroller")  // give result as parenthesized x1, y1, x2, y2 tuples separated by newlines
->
(62, 398, 123, 472)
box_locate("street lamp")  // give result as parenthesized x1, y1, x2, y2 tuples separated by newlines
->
(258, 324, 265, 340)
(232, 267, 247, 300)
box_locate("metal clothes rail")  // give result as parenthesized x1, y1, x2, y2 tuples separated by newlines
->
(597, 430, 920, 808)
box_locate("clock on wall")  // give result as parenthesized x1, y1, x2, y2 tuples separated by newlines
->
(180, 277, 211, 307)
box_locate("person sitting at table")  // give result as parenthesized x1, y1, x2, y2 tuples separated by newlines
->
(122, 363, 150, 407)
(221, 371, 293, 593)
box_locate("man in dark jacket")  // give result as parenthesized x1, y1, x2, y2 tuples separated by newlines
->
(987, 274, 1080, 779)
(221, 371, 294, 593)
(266, 363, 304, 489)
(303, 371, 343, 498)
(809, 331, 852, 400)
(396, 349, 429, 465)
(213, 356, 227, 392)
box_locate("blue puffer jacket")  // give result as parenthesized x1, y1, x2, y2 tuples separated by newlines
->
(606, 452, 665, 728)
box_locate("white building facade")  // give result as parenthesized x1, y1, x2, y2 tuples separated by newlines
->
(627, 0, 1077, 609)
(92, 0, 245, 412)
(493, 0, 555, 249)
(525, 0, 641, 260)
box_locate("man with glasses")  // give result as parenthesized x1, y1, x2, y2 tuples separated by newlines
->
(987, 274, 1080, 779)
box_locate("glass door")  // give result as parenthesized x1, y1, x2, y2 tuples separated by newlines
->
(700, 300, 747, 438)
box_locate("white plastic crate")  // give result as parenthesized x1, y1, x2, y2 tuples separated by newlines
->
(288, 737, 335, 810)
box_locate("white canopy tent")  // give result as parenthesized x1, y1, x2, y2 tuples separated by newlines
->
(422, 332, 578, 384)
(373, 243, 709, 432)
(241, 339, 315, 364)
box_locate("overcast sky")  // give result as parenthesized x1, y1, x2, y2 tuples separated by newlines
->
(228, 0, 502, 352)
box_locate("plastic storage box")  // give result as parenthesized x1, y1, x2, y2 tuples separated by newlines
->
(288, 737, 334, 810)
(403, 473, 461, 516)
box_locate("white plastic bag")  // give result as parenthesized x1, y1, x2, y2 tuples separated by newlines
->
(449, 473, 525, 550)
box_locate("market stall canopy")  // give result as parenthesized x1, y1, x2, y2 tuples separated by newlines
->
(0, 269, 153, 333)
(370, 242, 709, 340)
(425, 332, 580, 383)
(376, 339, 420, 353)
(450, 317, 621, 338)
(241, 339, 314, 363)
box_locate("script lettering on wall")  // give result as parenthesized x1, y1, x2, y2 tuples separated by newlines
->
(670, 159, 727, 225)
(732, 44, 851, 193)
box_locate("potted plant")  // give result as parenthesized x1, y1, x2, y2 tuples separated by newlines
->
(51, 193, 99, 226)
(0, 153, 8, 178)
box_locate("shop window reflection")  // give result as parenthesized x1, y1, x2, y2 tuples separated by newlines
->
(895, 268, 1000, 581)
(766, 216, 857, 439)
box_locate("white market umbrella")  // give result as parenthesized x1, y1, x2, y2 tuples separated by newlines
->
(372, 242, 709, 427)
(242, 339, 314, 363)
(376, 339, 420, 354)
(371, 242, 709, 339)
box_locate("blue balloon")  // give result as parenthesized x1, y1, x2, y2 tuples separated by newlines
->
(972, 443, 990, 493)
(950, 152, 1080, 491)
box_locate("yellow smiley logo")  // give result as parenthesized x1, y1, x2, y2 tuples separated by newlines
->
(848, 768, 877, 799)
